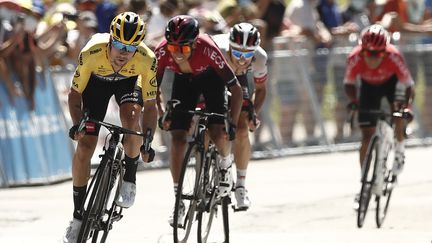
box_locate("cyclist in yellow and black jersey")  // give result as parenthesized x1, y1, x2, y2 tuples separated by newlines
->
(63, 12, 158, 243)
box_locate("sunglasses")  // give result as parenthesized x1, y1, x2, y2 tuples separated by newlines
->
(231, 49, 255, 59)
(112, 39, 138, 53)
(362, 49, 386, 58)
(167, 43, 192, 54)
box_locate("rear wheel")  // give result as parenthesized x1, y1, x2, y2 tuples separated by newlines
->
(357, 136, 379, 228)
(173, 143, 203, 243)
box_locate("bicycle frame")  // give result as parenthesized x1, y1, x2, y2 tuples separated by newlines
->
(76, 113, 151, 243)
(357, 109, 407, 228)
(167, 100, 231, 243)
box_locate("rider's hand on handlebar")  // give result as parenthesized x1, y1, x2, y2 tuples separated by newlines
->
(248, 116, 261, 132)
(140, 146, 155, 163)
(68, 124, 85, 140)
(346, 100, 359, 111)
(158, 116, 171, 131)
(393, 100, 407, 111)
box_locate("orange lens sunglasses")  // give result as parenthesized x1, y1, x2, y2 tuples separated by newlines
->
(167, 43, 192, 54)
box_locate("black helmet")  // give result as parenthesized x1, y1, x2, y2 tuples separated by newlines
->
(165, 15, 199, 45)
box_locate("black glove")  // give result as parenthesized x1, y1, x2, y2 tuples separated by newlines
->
(68, 125, 79, 140)
(140, 145, 155, 162)
(228, 123, 236, 141)
(158, 116, 164, 130)
(346, 100, 359, 111)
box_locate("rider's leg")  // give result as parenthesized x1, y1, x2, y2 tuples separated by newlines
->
(120, 102, 142, 184)
(72, 136, 98, 218)
(393, 116, 406, 174)
(233, 112, 250, 188)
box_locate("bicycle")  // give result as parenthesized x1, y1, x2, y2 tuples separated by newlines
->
(163, 100, 232, 243)
(355, 109, 409, 228)
(75, 112, 153, 243)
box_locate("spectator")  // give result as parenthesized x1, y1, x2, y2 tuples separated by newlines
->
(75, 0, 118, 33)
(317, 0, 361, 143)
(282, 0, 332, 146)
(144, 0, 178, 50)
(66, 11, 98, 64)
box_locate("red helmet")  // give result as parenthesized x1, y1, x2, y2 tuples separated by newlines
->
(360, 24, 389, 50)
(229, 22, 260, 51)
(165, 15, 199, 45)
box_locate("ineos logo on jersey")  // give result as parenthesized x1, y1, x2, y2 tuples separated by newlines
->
(203, 47, 225, 69)
(155, 48, 166, 60)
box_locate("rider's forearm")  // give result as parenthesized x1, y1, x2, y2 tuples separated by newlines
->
(229, 83, 243, 125)
(68, 89, 83, 125)
(406, 86, 414, 105)
(344, 84, 357, 101)
(141, 100, 158, 137)
(253, 85, 266, 114)
(156, 88, 165, 117)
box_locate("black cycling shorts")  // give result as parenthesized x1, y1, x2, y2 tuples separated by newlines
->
(82, 74, 143, 135)
(169, 69, 227, 130)
(358, 75, 397, 127)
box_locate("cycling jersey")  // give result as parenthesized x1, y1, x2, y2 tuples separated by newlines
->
(72, 33, 157, 101)
(210, 33, 268, 84)
(154, 34, 237, 87)
(344, 44, 414, 87)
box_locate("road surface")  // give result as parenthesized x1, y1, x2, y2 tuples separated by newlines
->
(1, 146, 431, 243)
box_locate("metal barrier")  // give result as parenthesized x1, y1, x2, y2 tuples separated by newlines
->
(254, 33, 432, 159)
(46, 35, 432, 166)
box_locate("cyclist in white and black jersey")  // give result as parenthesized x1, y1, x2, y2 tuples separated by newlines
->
(211, 22, 268, 210)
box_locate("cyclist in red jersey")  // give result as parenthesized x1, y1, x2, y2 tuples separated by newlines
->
(344, 24, 414, 201)
(154, 15, 242, 225)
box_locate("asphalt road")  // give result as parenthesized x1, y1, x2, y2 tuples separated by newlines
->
(1, 146, 431, 243)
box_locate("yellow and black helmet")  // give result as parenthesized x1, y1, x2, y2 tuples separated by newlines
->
(110, 12, 146, 46)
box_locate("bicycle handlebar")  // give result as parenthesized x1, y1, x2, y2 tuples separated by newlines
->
(358, 109, 411, 119)
(78, 111, 155, 162)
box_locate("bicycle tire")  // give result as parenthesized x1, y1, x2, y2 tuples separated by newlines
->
(357, 135, 379, 228)
(77, 156, 112, 243)
(197, 146, 218, 243)
(221, 196, 230, 243)
(99, 146, 125, 242)
(375, 143, 396, 228)
(173, 143, 203, 243)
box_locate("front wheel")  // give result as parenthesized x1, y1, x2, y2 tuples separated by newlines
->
(357, 136, 379, 228)
(375, 144, 395, 228)
(173, 143, 203, 243)
(77, 157, 112, 242)
(197, 147, 218, 243)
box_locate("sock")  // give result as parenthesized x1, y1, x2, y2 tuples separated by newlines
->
(123, 155, 139, 184)
(236, 169, 247, 188)
(219, 155, 232, 169)
(73, 185, 87, 220)
(396, 140, 405, 154)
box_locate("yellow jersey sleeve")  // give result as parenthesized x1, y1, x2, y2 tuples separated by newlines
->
(72, 51, 92, 93)
(136, 45, 158, 101)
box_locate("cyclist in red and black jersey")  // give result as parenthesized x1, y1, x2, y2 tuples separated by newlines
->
(154, 15, 242, 225)
(344, 24, 415, 190)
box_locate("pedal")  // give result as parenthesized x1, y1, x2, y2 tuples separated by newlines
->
(232, 205, 248, 212)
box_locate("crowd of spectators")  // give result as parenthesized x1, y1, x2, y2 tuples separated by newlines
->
(1, 0, 432, 144)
